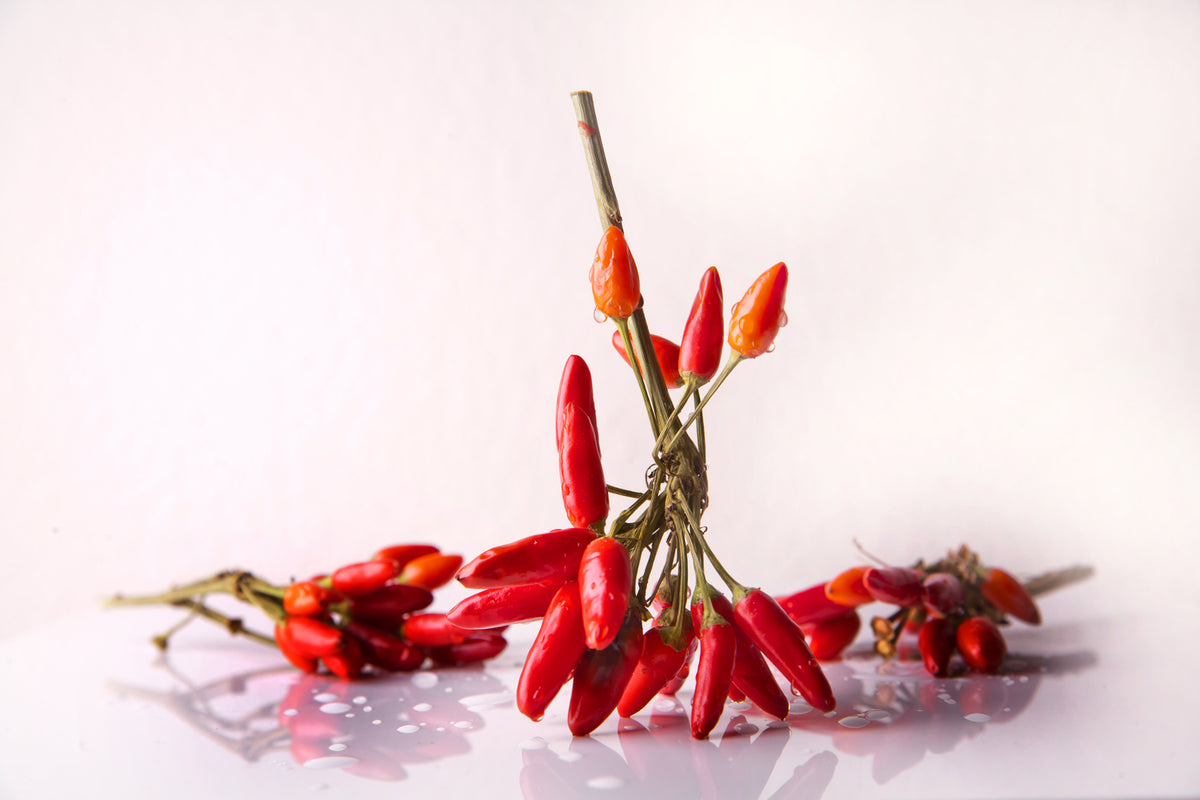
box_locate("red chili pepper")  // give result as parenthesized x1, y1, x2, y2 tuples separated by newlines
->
(558, 402, 609, 530)
(589, 225, 640, 320)
(346, 583, 434, 625)
(321, 636, 365, 680)
(917, 617, 956, 677)
(956, 616, 1007, 673)
(804, 609, 862, 661)
(577, 536, 632, 650)
(824, 566, 873, 607)
(446, 580, 560, 630)
(610, 330, 683, 388)
(679, 266, 724, 384)
(517, 581, 588, 722)
(778, 583, 856, 626)
(981, 568, 1041, 625)
(616, 615, 694, 718)
(400, 552, 464, 590)
(921, 573, 964, 619)
(457, 528, 598, 589)
(330, 559, 401, 599)
(275, 622, 318, 673)
(372, 543, 439, 570)
(862, 566, 924, 607)
(345, 621, 426, 671)
(732, 588, 836, 713)
(557, 355, 598, 453)
(428, 631, 509, 666)
(567, 612, 643, 736)
(401, 613, 471, 648)
(690, 601, 738, 739)
(283, 580, 333, 617)
(662, 646, 696, 697)
(728, 262, 788, 358)
(709, 593, 789, 720)
(284, 616, 346, 659)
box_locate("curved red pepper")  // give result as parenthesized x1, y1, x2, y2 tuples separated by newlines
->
(517, 581, 588, 722)
(428, 631, 508, 666)
(372, 543, 438, 570)
(557, 355, 598, 453)
(275, 622, 318, 673)
(330, 560, 401, 599)
(616, 616, 694, 718)
(401, 613, 471, 648)
(710, 593, 789, 720)
(346, 583, 434, 625)
(690, 601, 738, 739)
(804, 609, 861, 660)
(558, 402, 609, 530)
(577, 536, 632, 650)
(956, 616, 1007, 673)
(917, 617, 956, 677)
(728, 262, 788, 358)
(345, 621, 425, 671)
(456, 528, 597, 589)
(862, 566, 924, 607)
(981, 568, 1041, 625)
(733, 588, 836, 713)
(679, 266, 724, 384)
(567, 612, 643, 736)
(610, 330, 683, 388)
(446, 580, 560, 629)
(589, 225, 640, 320)
(400, 552, 463, 590)
(778, 583, 856, 626)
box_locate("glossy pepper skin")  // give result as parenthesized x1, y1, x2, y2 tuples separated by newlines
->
(577, 536, 633, 650)
(567, 612, 643, 736)
(275, 622, 319, 673)
(981, 568, 1041, 625)
(401, 613, 471, 648)
(956, 616, 1007, 673)
(556, 355, 598, 452)
(709, 593, 789, 720)
(517, 581, 588, 722)
(616, 619, 694, 718)
(558, 402, 609, 530)
(372, 544, 438, 570)
(690, 602, 738, 739)
(610, 331, 683, 388)
(733, 588, 836, 713)
(804, 609, 862, 661)
(330, 560, 401, 599)
(824, 566, 873, 607)
(778, 583, 857, 626)
(921, 572, 964, 619)
(345, 621, 426, 671)
(400, 552, 463, 590)
(429, 631, 508, 666)
(679, 266, 724, 384)
(346, 584, 434, 625)
(728, 262, 788, 358)
(862, 566, 924, 607)
(283, 580, 333, 617)
(456, 528, 598, 589)
(284, 616, 346, 659)
(917, 617, 956, 677)
(589, 226, 640, 320)
(446, 580, 560, 629)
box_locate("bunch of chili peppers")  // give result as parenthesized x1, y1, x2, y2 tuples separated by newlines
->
(779, 546, 1091, 676)
(107, 543, 507, 678)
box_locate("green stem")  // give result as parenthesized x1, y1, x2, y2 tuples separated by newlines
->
(615, 317, 659, 435)
(607, 483, 647, 500)
(677, 493, 743, 595)
(650, 382, 699, 460)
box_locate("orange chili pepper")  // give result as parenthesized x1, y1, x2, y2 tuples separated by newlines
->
(589, 226, 640, 319)
(728, 262, 788, 358)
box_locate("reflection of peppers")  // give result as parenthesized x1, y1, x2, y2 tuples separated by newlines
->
(346, 584, 433, 625)
(956, 616, 1007, 673)
(331, 560, 401, 598)
(728, 262, 788, 358)
(610, 330, 683, 388)
(733, 588, 836, 712)
(577, 536, 632, 650)
(446, 580, 560, 629)
(689, 601, 738, 739)
(556, 355, 598, 452)
(558, 402, 609, 530)
(981, 568, 1041, 625)
(616, 614, 694, 718)
(517, 581, 588, 722)
(456, 527, 597, 589)
(568, 612, 643, 736)
(400, 552, 463, 590)
(589, 226, 640, 320)
(917, 617, 956, 677)
(679, 266, 724, 384)
(710, 593, 789, 719)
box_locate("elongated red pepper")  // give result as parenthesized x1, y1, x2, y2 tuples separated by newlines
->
(589, 225, 640, 320)
(690, 601, 738, 739)
(732, 588, 836, 712)
(956, 616, 1007, 673)
(284, 616, 346, 659)
(778, 583, 855, 626)
(679, 266, 724, 384)
(981, 568, 1041, 625)
(824, 566, 872, 607)
(804, 609, 861, 660)
(610, 330, 683, 388)
(710, 593, 789, 720)
(330, 559, 401, 598)
(400, 552, 463, 590)
(401, 613, 471, 648)
(275, 622, 318, 673)
(917, 617, 956, 677)
(456, 528, 597, 589)
(558, 402, 609, 530)
(567, 612, 643, 736)
(557, 355, 597, 452)
(517, 581, 588, 722)
(428, 632, 508, 666)
(577, 536, 632, 650)
(728, 262, 788, 358)
(862, 566, 924, 607)
(346, 583, 434, 625)
(616, 615, 694, 718)
(446, 580, 560, 629)
(372, 543, 439, 570)
(345, 621, 426, 671)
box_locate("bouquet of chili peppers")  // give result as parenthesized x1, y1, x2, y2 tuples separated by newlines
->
(107, 543, 507, 678)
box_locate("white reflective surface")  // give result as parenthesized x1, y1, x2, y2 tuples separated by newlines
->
(1, 588, 1195, 799)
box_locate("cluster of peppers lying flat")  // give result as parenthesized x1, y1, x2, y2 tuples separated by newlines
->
(107, 544, 508, 678)
(446, 219, 835, 740)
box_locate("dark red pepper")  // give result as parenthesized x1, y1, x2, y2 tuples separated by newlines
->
(690, 601, 738, 739)
(567, 612, 643, 736)
(679, 266, 724, 384)
(921, 572, 964, 619)
(611, 330, 683, 388)
(517, 581, 588, 722)
(956, 616, 1007, 673)
(346, 583, 434, 625)
(556, 355, 598, 453)
(558, 402, 609, 530)
(577, 536, 632, 650)
(345, 621, 426, 671)
(456, 528, 597, 589)
(330, 559, 401, 599)
(917, 617, 956, 677)
(447, 580, 560, 630)
(732, 588, 836, 713)
(862, 566, 924, 607)
(428, 632, 508, 666)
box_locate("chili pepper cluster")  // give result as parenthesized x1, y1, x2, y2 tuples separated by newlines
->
(779, 546, 1048, 676)
(452, 223, 832, 740)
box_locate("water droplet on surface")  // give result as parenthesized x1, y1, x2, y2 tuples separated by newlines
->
(314, 693, 338, 703)
(397, 725, 420, 734)
(733, 722, 759, 735)
(965, 713, 991, 723)
(412, 703, 433, 712)
(453, 721, 472, 729)
(586, 776, 624, 790)
(282, 708, 298, 717)
(766, 343, 775, 353)
(372, 720, 382, 726)
(352, 696, 367, 705)
(838, 716, 869, 729)
(520, 738, 548, 751)
(593, 308, 608, 324)
(303, 756, 358, 770)
(560, 751, 583, 763)
(865, 710, 890, 721)
(319, 703, 352, 715)
(328, 743, 347, 752)
(412, 672, 438, 689)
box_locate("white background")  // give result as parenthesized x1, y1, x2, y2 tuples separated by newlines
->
(2, 0, 1199, 641)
